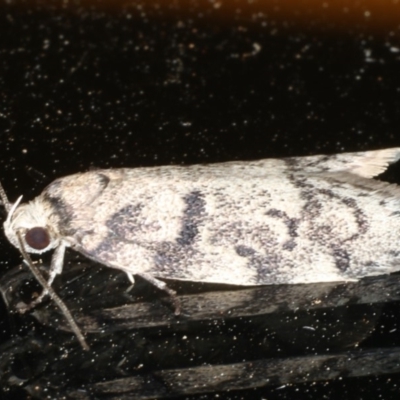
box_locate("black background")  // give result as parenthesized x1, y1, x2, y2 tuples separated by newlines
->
(1, 0, 400, 399)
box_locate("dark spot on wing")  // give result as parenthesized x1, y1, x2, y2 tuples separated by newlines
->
(266, 208, 300, 239)
(177, 224, 199, 246)
(106, 204, 144, 238)
(282, 240, 297, 251)
(283, 157, 300, 168)
(317, 188, 336, 199)
(176, 190, 206, 246)
(341, 196, 368, 234)
(284, 154, 335, 173)
(96, 173, 110, 190)
(235, 245, 256, 257)
(42, 187, 75, 236)
(265, 208, 284, 218)
(148, 191, 206, 277)
(332, 246, 350, 272)
(364, 261, 379, 268)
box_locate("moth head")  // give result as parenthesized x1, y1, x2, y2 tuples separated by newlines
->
(0, 184, 60, 254)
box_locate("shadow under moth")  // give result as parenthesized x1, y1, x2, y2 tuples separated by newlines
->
(2, 147, 400, 349)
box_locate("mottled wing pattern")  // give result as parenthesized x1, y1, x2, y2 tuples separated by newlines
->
(40, 148, 400, 286)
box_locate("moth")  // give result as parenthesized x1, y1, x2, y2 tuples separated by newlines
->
(2, 147, 400, 349)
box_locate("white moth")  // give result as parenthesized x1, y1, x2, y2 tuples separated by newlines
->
(2, 148, 400, 348)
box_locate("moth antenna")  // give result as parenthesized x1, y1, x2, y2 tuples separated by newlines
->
(5, 195, 23, 226)
(16, 230, 89, 351)
(0, 181, 11, 213)
(0, 183, 23, 228)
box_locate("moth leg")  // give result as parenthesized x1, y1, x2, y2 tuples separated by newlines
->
(124, 272, 137, 295)
(18, 244, 66, 312)
(137, 272, 181, 316)
(125, 272, 135, 284)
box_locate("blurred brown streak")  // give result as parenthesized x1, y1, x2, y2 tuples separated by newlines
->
(34, 0, 400, 32)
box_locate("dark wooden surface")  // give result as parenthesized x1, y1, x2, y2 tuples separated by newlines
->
(1, 260, 400, 398)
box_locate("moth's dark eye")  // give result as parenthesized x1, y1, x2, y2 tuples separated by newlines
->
(25, 227, 50, 250)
